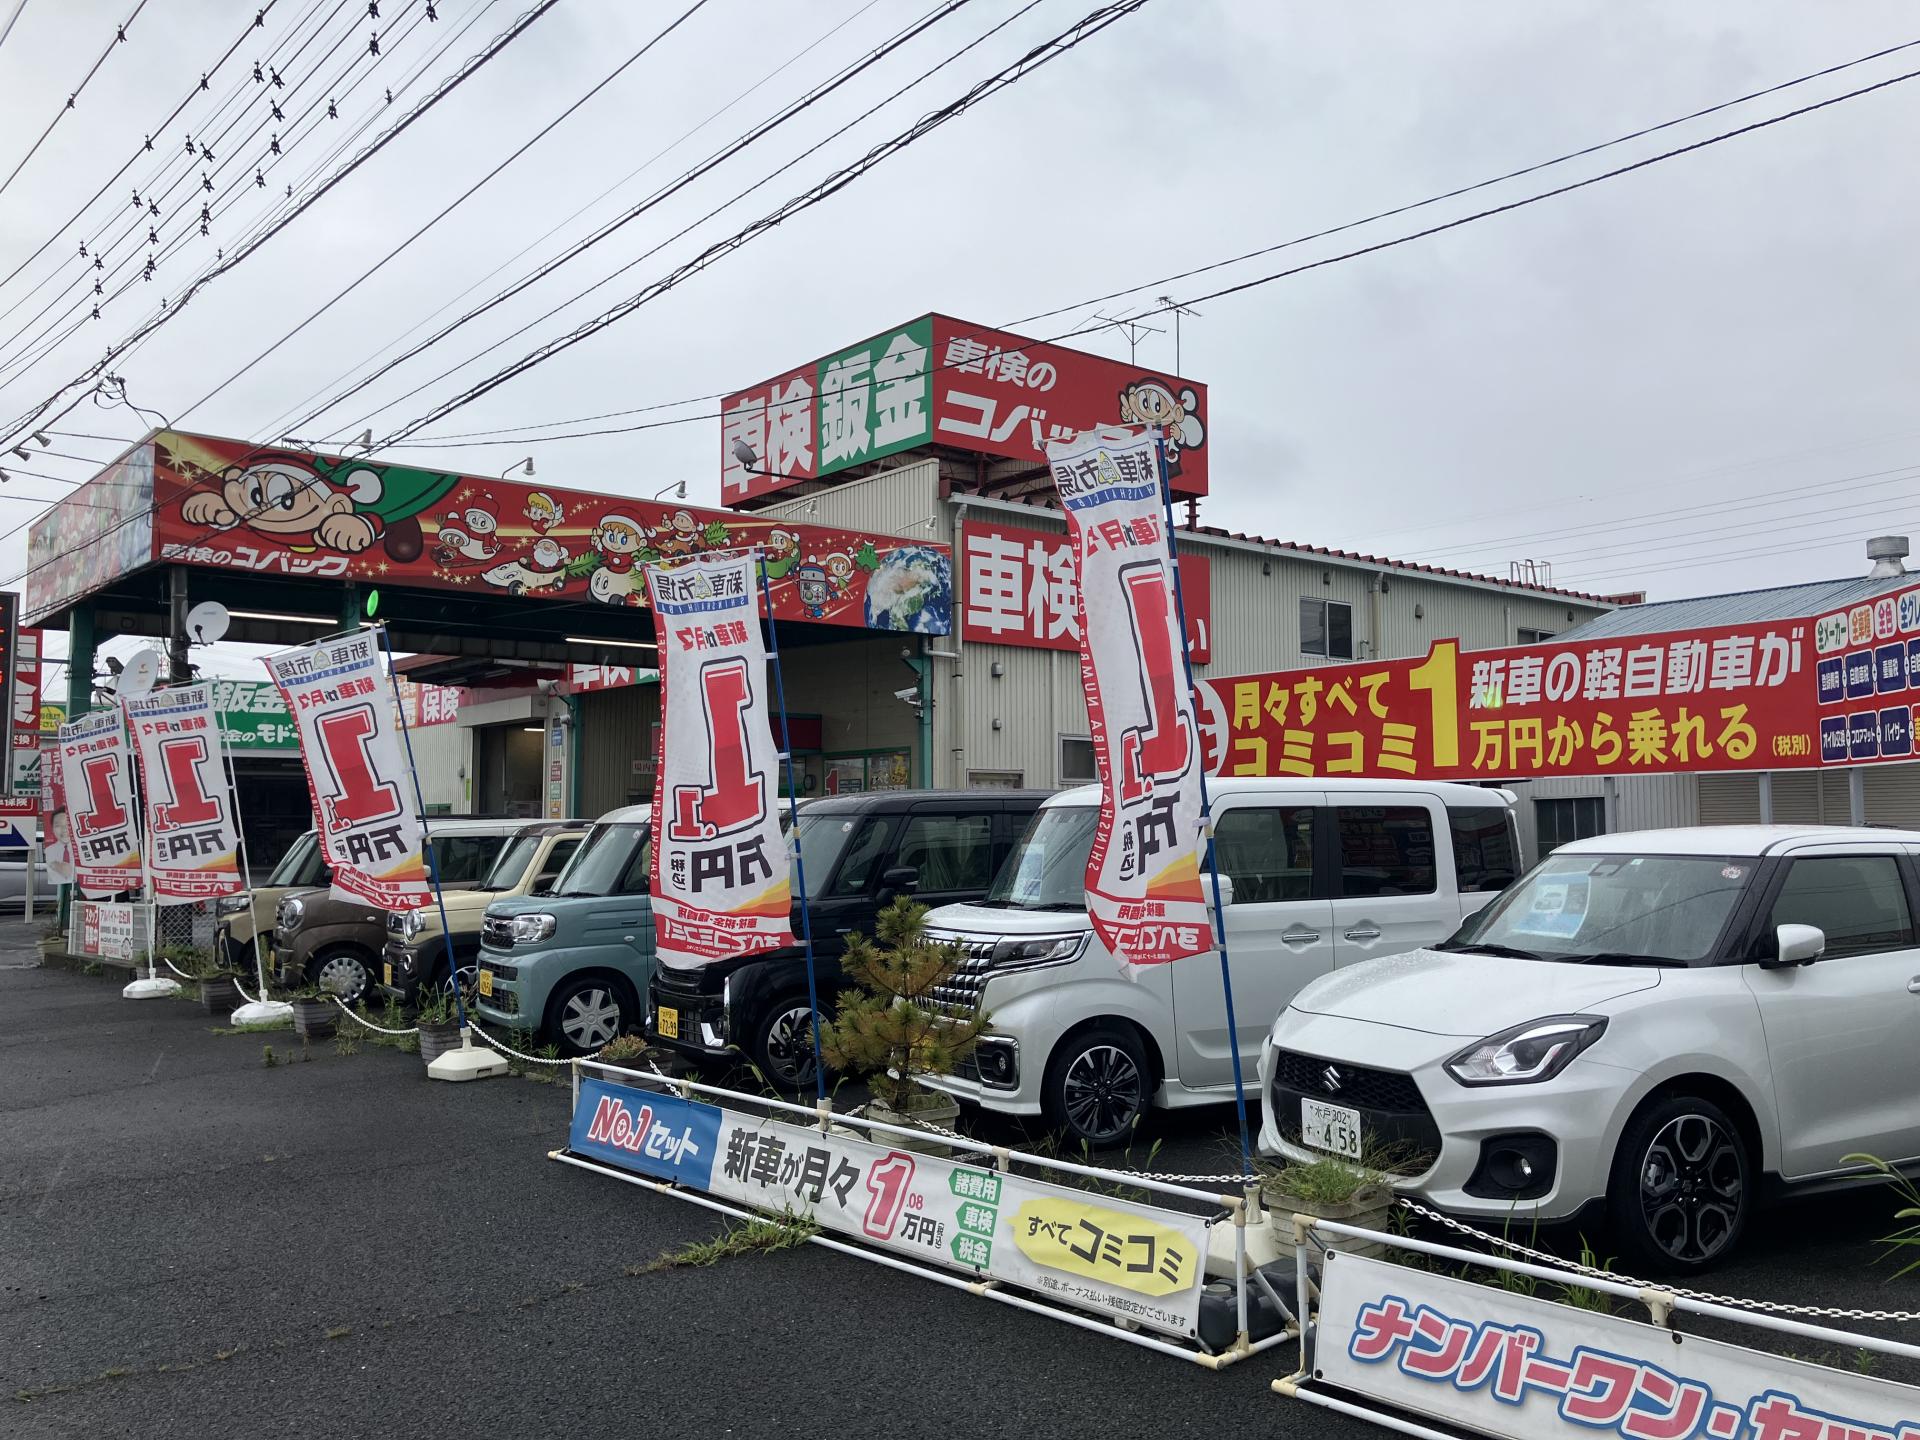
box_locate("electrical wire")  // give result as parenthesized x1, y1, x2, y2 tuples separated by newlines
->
(0, 0, 151, 200)
(0, 0, 32, 55)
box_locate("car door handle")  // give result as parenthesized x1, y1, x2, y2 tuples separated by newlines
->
(1344, 925, 1383, 942)
(1280, 927, 1320, 944)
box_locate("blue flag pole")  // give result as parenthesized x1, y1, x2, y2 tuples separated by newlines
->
(1154, 433, 1254, 1184)
(757, 553, 827, 1107)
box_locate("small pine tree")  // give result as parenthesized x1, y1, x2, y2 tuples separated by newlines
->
(821, 898, 986, 1115)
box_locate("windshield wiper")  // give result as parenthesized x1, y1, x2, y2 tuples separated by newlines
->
(1016, 901, 1086, 912)
(1567, 951, 1685, 967)
(1438, 941, 1545, 961)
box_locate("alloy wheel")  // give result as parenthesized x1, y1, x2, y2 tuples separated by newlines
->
(560, 987, 622, 1050)
(1639, 1112, 1743, 1265)
(1062, 1043, 1144, 1143)
(763, 1005, 820, 1088)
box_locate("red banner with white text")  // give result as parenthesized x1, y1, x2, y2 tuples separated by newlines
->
(126, 683, 244, 901)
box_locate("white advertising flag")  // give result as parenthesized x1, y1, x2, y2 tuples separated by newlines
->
(125, 682, 243, 901)
(645, 554, 794, 970)
(56, 706, 144, 899)
(1047, 425, 1213, 969)
(265, 630, 430, 911)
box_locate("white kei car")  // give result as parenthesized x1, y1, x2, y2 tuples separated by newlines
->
(1258, 825, 1920, 1272)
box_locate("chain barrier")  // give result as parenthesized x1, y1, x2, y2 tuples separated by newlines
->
(1396, 1197, 1920, 1323)
(233, 977, 259, 1005)
(160, 956, 197, 981)
(327, 995, 420, 1036)
(465, 1022, 572, 1066)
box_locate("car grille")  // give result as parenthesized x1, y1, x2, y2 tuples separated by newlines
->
(924, 932, 996, 1016)
(652, 964, 710, 997)
(1269, 1048, 1440, 1174)
(481, 915, 514, 948)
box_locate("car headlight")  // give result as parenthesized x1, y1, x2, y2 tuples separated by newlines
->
(508, 913, 557, 944)
(399, 909, 426, 939)
(277, 895, 305, 931)
(990, 934, 1083, 970)
(1445, 1015, 1608, 1087)
(215, 894, 250, 917)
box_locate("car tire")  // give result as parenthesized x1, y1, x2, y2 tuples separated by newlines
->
(546, 975, 631, 1057)
(311, 947, 374, 1005)
(1606, 1092, 1751, 1274)
(750, 998, 826, 1094)
(1042, 1023, 1152, 1151)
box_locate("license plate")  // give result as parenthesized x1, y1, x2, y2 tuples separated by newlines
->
(478, 970, 494, 998)
(656, 1005, 679, 1039)
(1300, 1098, 1363, 1160)
(383, 962, 393, 987)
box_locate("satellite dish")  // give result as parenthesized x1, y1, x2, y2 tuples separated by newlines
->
(118, 648, 163, 699)
(185, 600, 230, 644)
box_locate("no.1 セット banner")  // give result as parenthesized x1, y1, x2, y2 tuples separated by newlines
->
(56, 706, 143, 898)
(645, 554, 794, 970)
(1048, 425, 1212, 969)
(125, 683, 243, 901)
(265, 630, 430, 911)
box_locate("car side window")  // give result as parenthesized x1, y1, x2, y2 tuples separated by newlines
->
(895, 813, 993, 893)
(534, 838, 580, 890)
(1212, 806, 1315, 903)
(826, 818, 894, 897)
(1337, 806, 1436, 898)
(1764, 855, 1914, 959)
(1447, 806, 1518, 892)
(615, 841, 653, 896)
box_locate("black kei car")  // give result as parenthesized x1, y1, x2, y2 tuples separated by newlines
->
(646, 789, 1049, 1091)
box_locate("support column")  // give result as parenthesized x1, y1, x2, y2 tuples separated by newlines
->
(339, 582, 361, 629)
(1757, 771, 1774, 824)
(1850, 767, 1867, 826)
(167, 566, 190, 683)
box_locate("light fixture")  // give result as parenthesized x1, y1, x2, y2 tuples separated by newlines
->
(0, 469, 9, 484)
(31, 432, 49, 447)
(229, 609, 330, 624)
(10, 447, 26, 462)
(651, 479, 686, 501)
(567, 635, 654, 651)
(352, 428, 374, 452)
(802, 498, 818, 517)
(500, 456, 534, 480)
(521, 725, 543, 732)
(731, 439, 758, 468)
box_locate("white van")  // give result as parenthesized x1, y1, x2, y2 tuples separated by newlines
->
(920, 778, 1520, 1146)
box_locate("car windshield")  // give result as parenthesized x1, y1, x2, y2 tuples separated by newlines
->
(266, 832, 324, 887)
(1442, 853, 1753, 964)
(430, 834, 508, 884)
(479, 833, 542, 891)
(794, 812, 861, 888)
(554, 822, 651, 898)
(983, 805, 1098, 911)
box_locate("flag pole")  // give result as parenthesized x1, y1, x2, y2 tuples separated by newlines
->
(121, 700, 177, 999)
(1154, 432, 1254, 1183)
(217, 681, 292, 1025)
(757, 551, 827, 1106)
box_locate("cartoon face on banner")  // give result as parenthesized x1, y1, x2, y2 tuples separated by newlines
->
(1049, 426, 1212, 970)
(125, 683, 243, 901)
(56, 707, 143, 898)
(265, 630, 430, 911)
(645, 555, 794, 970)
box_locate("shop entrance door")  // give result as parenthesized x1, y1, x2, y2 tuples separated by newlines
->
(476, 724, 544, 817)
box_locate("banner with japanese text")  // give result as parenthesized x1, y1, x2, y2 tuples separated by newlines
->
(42, 725, 72, 885)
(567, 1078, 1209, 1338)
(1050, 425, 1212, 968)
(265, 630, 430, 911)
(56, 707, 143, 898)
(961, 519, 1211, 661)
(1199, 580, 1920, 782)
(1316, 1250, 1919, 1440)
(645, 554, 794, 970)
(125, 683, 243, 902)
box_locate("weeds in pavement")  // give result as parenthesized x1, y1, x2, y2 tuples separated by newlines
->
(629, 1212, 820, 1274)
(333, 1025, 360, 1057)
(322, 1326, 351, 1341)
(1845, 1152, 1920, 1280)
(1552, 1239, 1618, 1313)
(81, 962, 101, 976)
(210, 1017, 291, 1035)
(596, 1032, 648, 1065)
(261, 1045, 277, 1068)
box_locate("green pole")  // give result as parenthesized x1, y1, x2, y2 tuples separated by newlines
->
(59, 604, 96, 929)
(904, 655, 932, 789)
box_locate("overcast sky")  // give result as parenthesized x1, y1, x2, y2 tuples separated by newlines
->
(3, 0, 1919, 686)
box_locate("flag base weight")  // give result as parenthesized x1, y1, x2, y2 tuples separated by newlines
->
(427, 1029, 509, 1082)
(230, 999, 294, 1025)
(123, 976, 181, 999)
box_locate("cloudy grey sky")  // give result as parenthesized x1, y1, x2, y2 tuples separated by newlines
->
(2, 0, 1918, 696)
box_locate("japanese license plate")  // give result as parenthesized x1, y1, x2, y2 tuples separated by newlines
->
(656, 1005, 679, 1040)
(1300, 1098, 1362, 1160)
(383, 962, 393, 987)
(477, 969, 494, 999)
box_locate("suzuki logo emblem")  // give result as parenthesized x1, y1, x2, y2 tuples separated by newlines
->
(1321, 1065, 1342, 1093)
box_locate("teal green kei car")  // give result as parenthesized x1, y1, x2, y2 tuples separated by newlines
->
(472, 805, 654, 1054)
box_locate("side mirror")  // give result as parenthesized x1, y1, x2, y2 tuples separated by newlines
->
(1764, 923, 1826, 968)
(878, 865, 919, 901)
(1211, 874, 1235, 909)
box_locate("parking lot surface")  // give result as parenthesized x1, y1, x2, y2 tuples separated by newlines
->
(4, 926, 1912, 1438)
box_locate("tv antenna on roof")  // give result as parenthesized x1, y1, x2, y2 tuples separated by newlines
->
(1090, 310, 1163, 366)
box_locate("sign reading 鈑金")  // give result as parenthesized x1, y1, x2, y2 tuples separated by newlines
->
(56, 707, 142, 898)
(644, 554, 794, 969)
(1049, 425, 1212, 969)
(721, 313, 1208, 503)
(1200, 578, 1920, 781)
(125, 683, 243, 901)
(265, 630, 430, 911)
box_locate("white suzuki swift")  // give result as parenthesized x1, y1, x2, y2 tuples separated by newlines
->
(1258, 825, 1920, 1272)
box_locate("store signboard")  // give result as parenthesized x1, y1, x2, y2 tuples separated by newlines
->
(721, 313, 1208, 502)
(11, 619, 40, 796)
(960, 519, 1211, 662)
(22, 445, 155, 625)
(75, 901, 148, 960)
(1316, 1250, 1920, 1440)
(1199, 580, 1920, 781)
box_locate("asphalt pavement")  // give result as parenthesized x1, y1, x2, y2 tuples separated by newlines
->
(3, 924, 1914, 1438)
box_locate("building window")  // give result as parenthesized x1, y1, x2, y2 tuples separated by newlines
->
(1059, 735, 1097, 785)
(1535, 796, 1605, 854)
(967, 770, 1024, 790)
(1516, 627, 1556, 645)
(1300, 598, 1353, 659)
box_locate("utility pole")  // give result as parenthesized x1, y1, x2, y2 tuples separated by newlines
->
(167, 567, 190, 683)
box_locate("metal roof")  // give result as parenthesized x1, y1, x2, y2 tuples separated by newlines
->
(1555, 571, 1910, 641)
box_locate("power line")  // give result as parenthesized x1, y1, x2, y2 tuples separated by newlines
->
(0, 0, 31, 54)
(1561, 512, 1920, 589)
(0, 0, 151, 200)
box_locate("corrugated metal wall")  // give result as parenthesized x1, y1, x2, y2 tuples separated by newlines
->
(1511, 774, 1699, 864)
(407, 720, 469, 812)
(1698, 763, 1920, 826)
(762, 458, 942, 537)
(577, 683, 660, 817)
(777, 635, 922, 758)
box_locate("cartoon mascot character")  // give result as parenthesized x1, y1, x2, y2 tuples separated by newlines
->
(1116, 379, 1206, 476)
(179, 452, 459, 560)
(592, 513, 646, 574)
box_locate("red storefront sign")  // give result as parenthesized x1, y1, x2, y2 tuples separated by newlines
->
(960, 519, 1211, 662)
(1197, 582, 1920, 781)
(720, 313, 1208, 503)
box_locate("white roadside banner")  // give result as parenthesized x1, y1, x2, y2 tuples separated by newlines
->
(643, 554, 794, 970)
(1046, 424, 1213, 969)
(56, 706, 144, 899)
(125, 682, 244, 901)
(1316, 1249, 1920, 1440)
